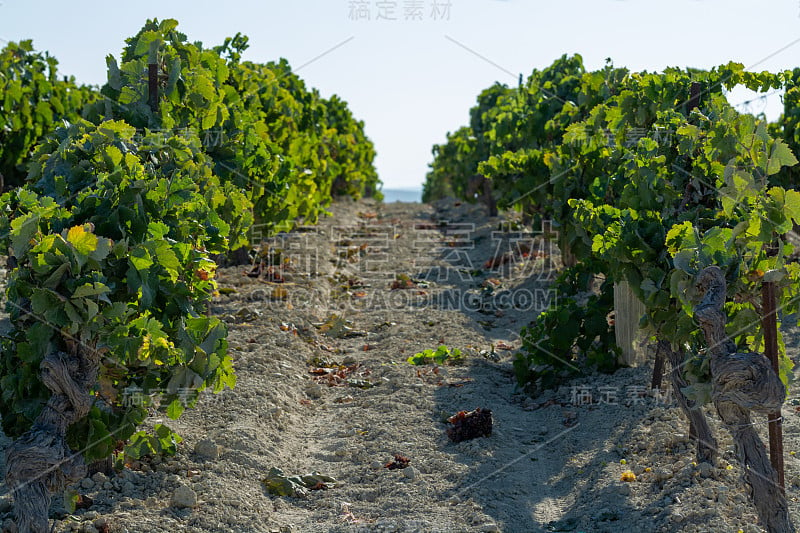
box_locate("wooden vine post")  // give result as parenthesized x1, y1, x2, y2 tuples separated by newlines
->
(148, 63, 159, 112)
(761, 280, 786, 492)
(695, 266, 793, 533)
(466, 175, 498, 218)
(687, 81, 701, 113)
(613, 281, 647, 366)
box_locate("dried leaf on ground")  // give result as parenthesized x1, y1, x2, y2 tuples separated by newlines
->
(307, 357, 374, 389)
(390, 273, 427, 290)
(447, 408, 493, 443)
(384, 454, 410, 470)
(222, 307, 262, 323)
(313, 314, 368, 338)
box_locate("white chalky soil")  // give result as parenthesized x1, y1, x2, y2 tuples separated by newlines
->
(0, 197, 798, 533)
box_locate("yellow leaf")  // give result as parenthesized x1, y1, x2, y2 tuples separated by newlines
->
(137, 334, 151, 361)
(66, 224, 99, 255)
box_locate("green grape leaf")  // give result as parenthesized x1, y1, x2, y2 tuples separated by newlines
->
(166, 399, 185, 420)
(767, 139, 799, 175)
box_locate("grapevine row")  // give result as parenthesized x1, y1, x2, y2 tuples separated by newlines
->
(0, 19, 379, 532)
(424, 52, 800, 532)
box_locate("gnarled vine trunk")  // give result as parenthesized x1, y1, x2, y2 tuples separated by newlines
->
(694, 266, 793, 533)
(662, 340, 718, 464)
(4, 344, 100, 533)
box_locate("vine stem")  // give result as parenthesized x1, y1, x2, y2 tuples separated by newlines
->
(695, 266, 793, 533)
(4, 344, 100, 533)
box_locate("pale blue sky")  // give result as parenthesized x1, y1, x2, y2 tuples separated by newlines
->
(1, 0, 799, 190)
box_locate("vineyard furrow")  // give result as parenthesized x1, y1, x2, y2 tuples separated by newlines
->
(2, 198, 793, 532)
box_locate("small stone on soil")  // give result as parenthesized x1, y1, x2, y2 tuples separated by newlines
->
(171, 485, 198, 509)
(195, 438, 220, 460)
(403, 466, 419, 480)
